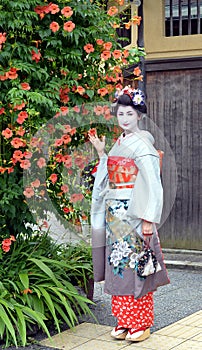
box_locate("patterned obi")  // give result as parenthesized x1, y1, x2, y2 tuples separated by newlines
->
(107, 156, 138, 189)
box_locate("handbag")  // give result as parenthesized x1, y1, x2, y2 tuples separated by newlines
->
(135, 247, 162, 279)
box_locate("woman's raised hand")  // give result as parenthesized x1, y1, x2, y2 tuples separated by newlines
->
(88, 129, 105, 158)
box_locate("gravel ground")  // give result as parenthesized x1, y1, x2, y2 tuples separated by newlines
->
(81, 269, 202, 331)
(4, 268, 202, 350)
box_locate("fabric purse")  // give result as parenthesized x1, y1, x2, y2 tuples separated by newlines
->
(136, 247, 162, 279)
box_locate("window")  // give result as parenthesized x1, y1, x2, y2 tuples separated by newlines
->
(165, 0, 202, 36)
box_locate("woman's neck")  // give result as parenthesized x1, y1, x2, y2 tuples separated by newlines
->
(123, 127, 141, 136)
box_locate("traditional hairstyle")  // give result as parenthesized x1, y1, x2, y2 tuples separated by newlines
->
(111, 86, 147, 115)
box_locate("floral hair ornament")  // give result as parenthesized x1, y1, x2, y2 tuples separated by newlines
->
(114, 85, 145, 107)
(110, 85, 147, 115)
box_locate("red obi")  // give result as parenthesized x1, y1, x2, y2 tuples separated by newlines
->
(107, 156, 138, 184)
(91, 152, 163, 189)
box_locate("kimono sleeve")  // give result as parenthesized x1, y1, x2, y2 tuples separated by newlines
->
(91, 153, 108, 231)
(91, 154, 108, 282)
(126, 154, 163, 225)
(91, 153, 108, 201)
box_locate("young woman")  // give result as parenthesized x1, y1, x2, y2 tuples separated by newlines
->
(88, 87, 169, 342)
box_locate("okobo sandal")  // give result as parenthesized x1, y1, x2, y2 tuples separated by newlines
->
(125, 327, 150, 341)
(111, 325, 128, 340)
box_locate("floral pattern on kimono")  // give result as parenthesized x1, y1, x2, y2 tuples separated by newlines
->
(106, 199, 143, 278)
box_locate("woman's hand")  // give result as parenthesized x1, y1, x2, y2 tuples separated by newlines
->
(142, 221, 153, 235)
(142, 220, 153, 245)
(88, 130, 106, 158)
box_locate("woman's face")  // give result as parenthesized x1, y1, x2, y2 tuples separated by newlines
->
(117, 105, 140, 134)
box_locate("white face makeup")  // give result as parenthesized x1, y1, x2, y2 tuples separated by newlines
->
(117, 105, 140, 134)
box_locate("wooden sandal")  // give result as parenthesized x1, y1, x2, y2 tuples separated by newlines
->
(111, 326, 128, 340)
(125, 327, 150, 341)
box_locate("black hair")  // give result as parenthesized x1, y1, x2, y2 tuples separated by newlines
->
(111, 93, 147, 115)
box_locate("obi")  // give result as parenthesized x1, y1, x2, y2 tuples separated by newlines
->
(107, 156, 138, 187)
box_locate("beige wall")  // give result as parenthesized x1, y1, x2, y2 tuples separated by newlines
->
(144, 0, 202, 59)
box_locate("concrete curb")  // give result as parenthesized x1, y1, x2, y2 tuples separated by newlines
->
(164, 259, 202, 271)
(163, 248, 202, 271)
(162, 248, 202, 255)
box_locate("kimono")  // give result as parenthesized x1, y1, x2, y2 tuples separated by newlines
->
(91, 130, 170, 329)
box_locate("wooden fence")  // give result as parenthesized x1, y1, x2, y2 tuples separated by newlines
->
(145, 67, 202, 249)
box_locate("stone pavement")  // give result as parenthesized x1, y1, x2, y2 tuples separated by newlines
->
(40, 311, 202, 350)
(39, 250, 202, 350)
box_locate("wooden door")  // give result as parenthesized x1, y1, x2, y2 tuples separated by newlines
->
(146, 68, 202, 249)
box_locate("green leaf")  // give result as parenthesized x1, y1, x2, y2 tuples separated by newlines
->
(19, 273, 29, 289)
(0, 298, 15, 310)
(0, 304, 17, 347)
(31, 295, 44, 314)
(28, 258, 60, 286)
(86, 90, 94, 99)
(54, 303, 73, 328)
(37, 286, 60, 333)
(22, 306, 51, 339)
(15, 306, 27, 346)
(47, 286, 78, 326)
(0, 319, 5, 339)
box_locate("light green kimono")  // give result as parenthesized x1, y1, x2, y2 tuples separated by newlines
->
(91, 131, 170, 298)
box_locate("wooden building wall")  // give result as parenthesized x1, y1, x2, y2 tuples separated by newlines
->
(114, 0, 202, 248)
(145, 62, 202, 249)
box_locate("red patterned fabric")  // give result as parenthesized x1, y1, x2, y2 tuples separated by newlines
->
(91, 152, 163, 177)
(107, 156, 138, 184)
(112, 292, 154, 330)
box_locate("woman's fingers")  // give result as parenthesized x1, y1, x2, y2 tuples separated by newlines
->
(88, 133, 105, 155)
(88, 132, 98, 142)
(142, 221, 153, 235)
(88, 133, 104, 144)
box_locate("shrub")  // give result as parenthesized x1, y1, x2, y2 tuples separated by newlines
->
(0, 2, 145, 345)
(0, 0, 145, 237)
(0, 232, 94, 347)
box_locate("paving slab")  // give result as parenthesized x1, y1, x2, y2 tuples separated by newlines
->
(40, 311, 202, 350)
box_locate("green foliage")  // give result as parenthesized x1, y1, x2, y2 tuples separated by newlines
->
(0, 1, 145, 346)
(0, 0, 144, 237)
(0, 232, 94, 347)
(0, 171, 35, 238)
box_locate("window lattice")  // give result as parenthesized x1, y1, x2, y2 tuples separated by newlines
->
(165, 0, 202, 36)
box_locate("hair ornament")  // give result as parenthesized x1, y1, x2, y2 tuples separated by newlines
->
(114, 85, 145, 107)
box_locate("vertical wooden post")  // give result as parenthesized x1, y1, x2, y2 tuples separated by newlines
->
(137, 0, 146, 94)
(188, 0, 191, 35)
(131, 4, 138, 47)
(170, 0, 174, 36)
(179, 0, 182, 35)
(197, 0, 200, 34)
